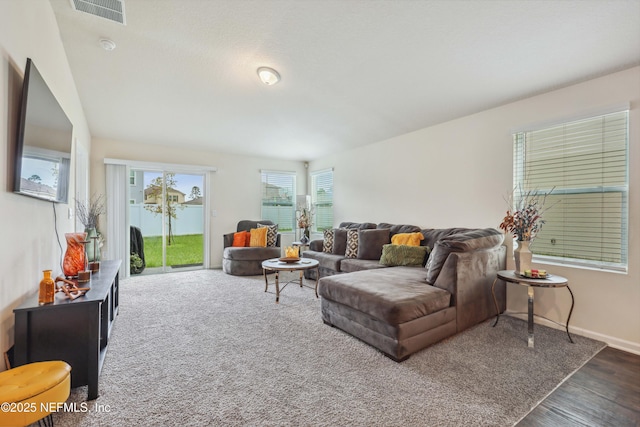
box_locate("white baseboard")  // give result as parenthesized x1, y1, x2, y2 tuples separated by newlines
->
(503, 310, 640, 356)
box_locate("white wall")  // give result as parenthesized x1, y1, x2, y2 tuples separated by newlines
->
(310, 67, 640, 353)
(90, 138, 307, 268)
(0, 1, 92, 370)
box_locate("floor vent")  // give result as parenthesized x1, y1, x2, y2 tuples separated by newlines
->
(70, 0, 126, 25)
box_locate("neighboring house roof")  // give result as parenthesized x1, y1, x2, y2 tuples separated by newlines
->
(183, 197, 203, 205)
(143, 186, 186, 197)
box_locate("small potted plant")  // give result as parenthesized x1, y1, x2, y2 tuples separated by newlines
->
(130, 253, 144, 274)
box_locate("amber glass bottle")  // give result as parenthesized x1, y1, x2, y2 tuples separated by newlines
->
(38, 269, 55, 305)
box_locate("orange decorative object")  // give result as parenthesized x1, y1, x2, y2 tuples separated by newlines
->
(55, 276, 89, 300)
(284, 246, 299, 258)
(63, 232, 87, 277)
(38, 270, 55, 305)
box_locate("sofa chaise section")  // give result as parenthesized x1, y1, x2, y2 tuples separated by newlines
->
(319, 266, 456, 361)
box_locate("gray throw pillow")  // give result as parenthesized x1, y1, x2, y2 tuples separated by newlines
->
(338, 222, 377, 230)
(332, 228, 348, 255)
(426, 228, 504, 284)
(357, 228, 391, 260)
(377, 223, 422, 238)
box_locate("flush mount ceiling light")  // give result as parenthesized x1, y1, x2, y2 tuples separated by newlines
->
(99, 38, 116, 51)
(257, 67, 280, 85)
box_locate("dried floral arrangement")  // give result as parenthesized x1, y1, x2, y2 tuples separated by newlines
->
(499, 188, 555, 242)
(75, 194, 106, 230)
(297, 208, 313, 230)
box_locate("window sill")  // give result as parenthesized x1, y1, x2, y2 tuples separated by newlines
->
(533, 255, 627, 275)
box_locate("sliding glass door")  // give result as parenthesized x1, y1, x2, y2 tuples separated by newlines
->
(129, 169, 205, 274)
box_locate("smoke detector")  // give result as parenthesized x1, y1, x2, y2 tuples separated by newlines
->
(99, 38, 116, 51)
(70, 0, 126, 25)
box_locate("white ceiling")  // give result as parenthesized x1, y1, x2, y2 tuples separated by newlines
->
(49, 0, 640, 161)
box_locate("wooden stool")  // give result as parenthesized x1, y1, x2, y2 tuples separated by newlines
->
(0, 361, 71, 427)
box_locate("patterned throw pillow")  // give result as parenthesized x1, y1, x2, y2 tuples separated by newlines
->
(323, 229, 335, 253)
(258, 223, 278, 247)
(345, 229, 359, 258)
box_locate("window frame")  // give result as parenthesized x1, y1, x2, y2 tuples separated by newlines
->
(260, 170, 296, 232)
(310, 168, 334, 233)
(512, 108, 629, 272)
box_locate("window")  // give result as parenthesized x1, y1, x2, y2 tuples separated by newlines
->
(513, 109, 628, 271)
(311, 168, 333, 232)
(261, 170, 296, 231)
(129, 170, 136, 185)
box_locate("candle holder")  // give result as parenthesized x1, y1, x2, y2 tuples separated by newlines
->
(88, 236, 100, 273)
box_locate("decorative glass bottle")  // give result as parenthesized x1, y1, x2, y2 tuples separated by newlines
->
(63, 232, 87, 277)
(300, 227, 310, 244)
(38, 269, 55, 305)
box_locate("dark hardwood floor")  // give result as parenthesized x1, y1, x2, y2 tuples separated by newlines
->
(517, 347, 640, 427)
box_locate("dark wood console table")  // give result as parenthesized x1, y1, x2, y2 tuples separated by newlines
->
(13, 260, 121, 400)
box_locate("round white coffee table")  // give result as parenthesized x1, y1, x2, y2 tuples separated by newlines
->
(262, 258, 320, 303)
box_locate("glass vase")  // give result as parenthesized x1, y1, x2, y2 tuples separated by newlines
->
(38, 269, 55, 305)
(299, 228, 310, 244)
(85, 227, 100, 262)
(63, 232, 87, 277)
(514, 240, 532, 275)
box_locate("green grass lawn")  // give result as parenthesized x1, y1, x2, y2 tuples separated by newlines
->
(143, 234, 203, 268)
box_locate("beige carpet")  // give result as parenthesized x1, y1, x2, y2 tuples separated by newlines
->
(53, 269, 604, 426)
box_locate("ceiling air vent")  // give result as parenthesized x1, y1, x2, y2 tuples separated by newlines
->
(70, 0, 126, 25)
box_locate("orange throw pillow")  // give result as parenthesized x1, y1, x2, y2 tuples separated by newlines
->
(249, 227, 268, 247)
(232, 231, 248, 247)
(391, 232, 424, 246)
(245, 232, 252, 247)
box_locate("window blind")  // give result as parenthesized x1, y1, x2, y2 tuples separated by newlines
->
(311, 168, 333, 232)
(261, 170, 296, 232)
(514, 110, 628, 270)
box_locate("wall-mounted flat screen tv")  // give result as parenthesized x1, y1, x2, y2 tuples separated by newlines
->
(14, 58, 73, 203)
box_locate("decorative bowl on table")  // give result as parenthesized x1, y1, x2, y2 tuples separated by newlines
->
(278, 257, 300, 264)
(521, 269, 548, 279)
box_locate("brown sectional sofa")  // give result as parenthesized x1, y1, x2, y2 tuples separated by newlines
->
(302, 222, 506, 361)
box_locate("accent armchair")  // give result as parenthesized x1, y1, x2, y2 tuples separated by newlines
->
(222, 220, 282, 276)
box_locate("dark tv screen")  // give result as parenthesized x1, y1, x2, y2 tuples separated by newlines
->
(14, 58, 73, 203)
